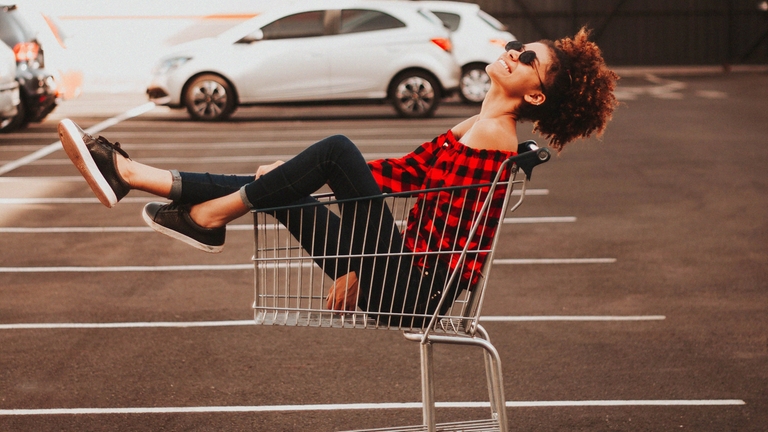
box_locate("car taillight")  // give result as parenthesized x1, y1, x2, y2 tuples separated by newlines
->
(13, 42, 40, 63)
(430, 37, 452, 53)
(489, 39, 508, 48)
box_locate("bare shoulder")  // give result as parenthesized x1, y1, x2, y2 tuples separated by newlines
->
(451, 115, 478, 140)
(463, 117, 517, 151)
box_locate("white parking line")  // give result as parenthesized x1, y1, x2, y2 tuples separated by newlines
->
(0, 399, 745, 416)
(0, 257, 615, 273)
(0, 102, 155, 176)
(0, 264, 252, 273)
(494, 258, 617, 264)
(0, 315, 665, 330)
(481, 315, 665, 322)
(0, 217, 576, 233)
(0, 189, 550, 205)
(9, 152, 404, 166)
(506, 216, 575, 223)
(0, 197, 157, 205)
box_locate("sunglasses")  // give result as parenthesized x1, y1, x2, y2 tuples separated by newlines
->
(505, 40, 546, 93)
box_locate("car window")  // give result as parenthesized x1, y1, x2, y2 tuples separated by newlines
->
(0, 7, 36, 46)
(477, 10, 508, 32)
(431, 11, 461, 32)
(261, 11, 326, 40)
(339, 9, 405, 34)
(416, 9, 444, 27)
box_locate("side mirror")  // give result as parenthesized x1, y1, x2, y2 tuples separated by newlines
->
(237, 29, 264, 44)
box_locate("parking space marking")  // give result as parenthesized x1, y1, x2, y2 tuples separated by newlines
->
(9, 153, 400, 166)
(481, 315, 664, 322)
(0, 189, 550, 205)
(0, 399, 745, 416)
(0, 217, 576, 233)
(613, 74, 687, 100)
(0, 128, 451, 142)
(0, 257, 614, 273)
(0, 197, 157, 204)
(0, 102, 155, 176)
(494, 258, 616, 265)
(98, 139, 426, 150)
(0, 264, 252, 273)
(506, 216, 576, 223)
(24, 150, 534, 166)
(0, 316, 665, 330)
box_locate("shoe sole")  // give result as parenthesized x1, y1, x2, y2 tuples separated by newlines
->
(141, 203, 224, 254)
(58, 119, 117, 208)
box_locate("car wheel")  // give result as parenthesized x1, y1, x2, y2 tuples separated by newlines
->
(388, 71, 441, 119)
(1, 95, 28, 132)
(183, 74, 236, 121)
(460, 64, 490, 104)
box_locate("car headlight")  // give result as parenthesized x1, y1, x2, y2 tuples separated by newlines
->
(154, 56, 191, 75)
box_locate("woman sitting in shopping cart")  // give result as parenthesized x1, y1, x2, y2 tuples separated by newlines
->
(59, 28, 618, 320)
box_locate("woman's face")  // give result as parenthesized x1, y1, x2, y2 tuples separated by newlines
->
(486, 41, 553, 99)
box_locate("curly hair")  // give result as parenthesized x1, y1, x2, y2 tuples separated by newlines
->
(516, 27, 619, 151)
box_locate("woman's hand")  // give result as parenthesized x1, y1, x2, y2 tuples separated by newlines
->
(254, 160, 284, 179)
(326, 271, 359, 314)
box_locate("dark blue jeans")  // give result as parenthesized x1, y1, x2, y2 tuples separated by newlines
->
(173, 135, 456, 323)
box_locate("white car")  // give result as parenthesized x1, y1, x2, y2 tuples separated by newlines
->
(416, 1, 515, 103)
(0, 41, 20, 130)
(147, 0, 460, 120)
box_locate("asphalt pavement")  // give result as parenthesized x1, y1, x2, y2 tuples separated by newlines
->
(0, 71, 766, 431)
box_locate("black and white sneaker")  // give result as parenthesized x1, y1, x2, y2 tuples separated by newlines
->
(142, 202, 226, 253)
(58, 118, 131, 208)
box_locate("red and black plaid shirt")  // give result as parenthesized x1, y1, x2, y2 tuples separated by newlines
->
(368, 130, 515, 286)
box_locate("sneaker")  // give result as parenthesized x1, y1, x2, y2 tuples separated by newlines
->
(142, 202, 225, 253)
(58, 118, 131, 208)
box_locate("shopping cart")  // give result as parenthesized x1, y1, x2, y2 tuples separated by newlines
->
(251, 142, 551, 432)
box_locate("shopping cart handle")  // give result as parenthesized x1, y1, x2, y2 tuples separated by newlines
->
(509, 141, 551, 179)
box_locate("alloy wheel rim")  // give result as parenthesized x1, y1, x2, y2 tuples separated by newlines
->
(191, 80, 228, 119)
(461, 69, 490, 103)
(395, 77, 435, 114)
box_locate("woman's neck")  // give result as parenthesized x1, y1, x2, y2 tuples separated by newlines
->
(480, 84, 521, 120)
(460, 101, 519, 151)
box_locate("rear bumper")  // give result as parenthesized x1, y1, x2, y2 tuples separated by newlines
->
(17, 68, 58, 122)
(0, 81, 20, 119)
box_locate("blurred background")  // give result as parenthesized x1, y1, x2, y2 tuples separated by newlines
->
(13, 0, 768, 93)
(1, 0, 767, 128)
(8, 0, 267, 95)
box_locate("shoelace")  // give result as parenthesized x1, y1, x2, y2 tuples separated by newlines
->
(158, 203, 221, 231)
(162, 202, 185, 212)
(90, 134, 131, 159)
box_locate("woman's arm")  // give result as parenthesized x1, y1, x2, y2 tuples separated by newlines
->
(367, 134, 447, 193)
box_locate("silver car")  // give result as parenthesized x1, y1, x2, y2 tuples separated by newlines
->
(147, 0, 460, 121)
(0, 41, 20, 130)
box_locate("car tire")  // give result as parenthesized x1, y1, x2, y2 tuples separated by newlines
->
(183, 74, 236, 121)
(459, 63, 490, 104)
(388, 71, 441, 119)
(1, 95, 28, 132)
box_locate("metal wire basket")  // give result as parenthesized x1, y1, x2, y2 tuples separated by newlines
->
(251, 143, 551, 432)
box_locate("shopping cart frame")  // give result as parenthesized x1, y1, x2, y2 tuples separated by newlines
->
(251, 142, 551, 432)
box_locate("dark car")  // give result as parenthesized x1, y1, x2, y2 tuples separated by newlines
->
(0, 4, 56, 131)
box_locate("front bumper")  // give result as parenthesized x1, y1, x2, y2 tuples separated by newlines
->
(146, 86, 172, 105)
